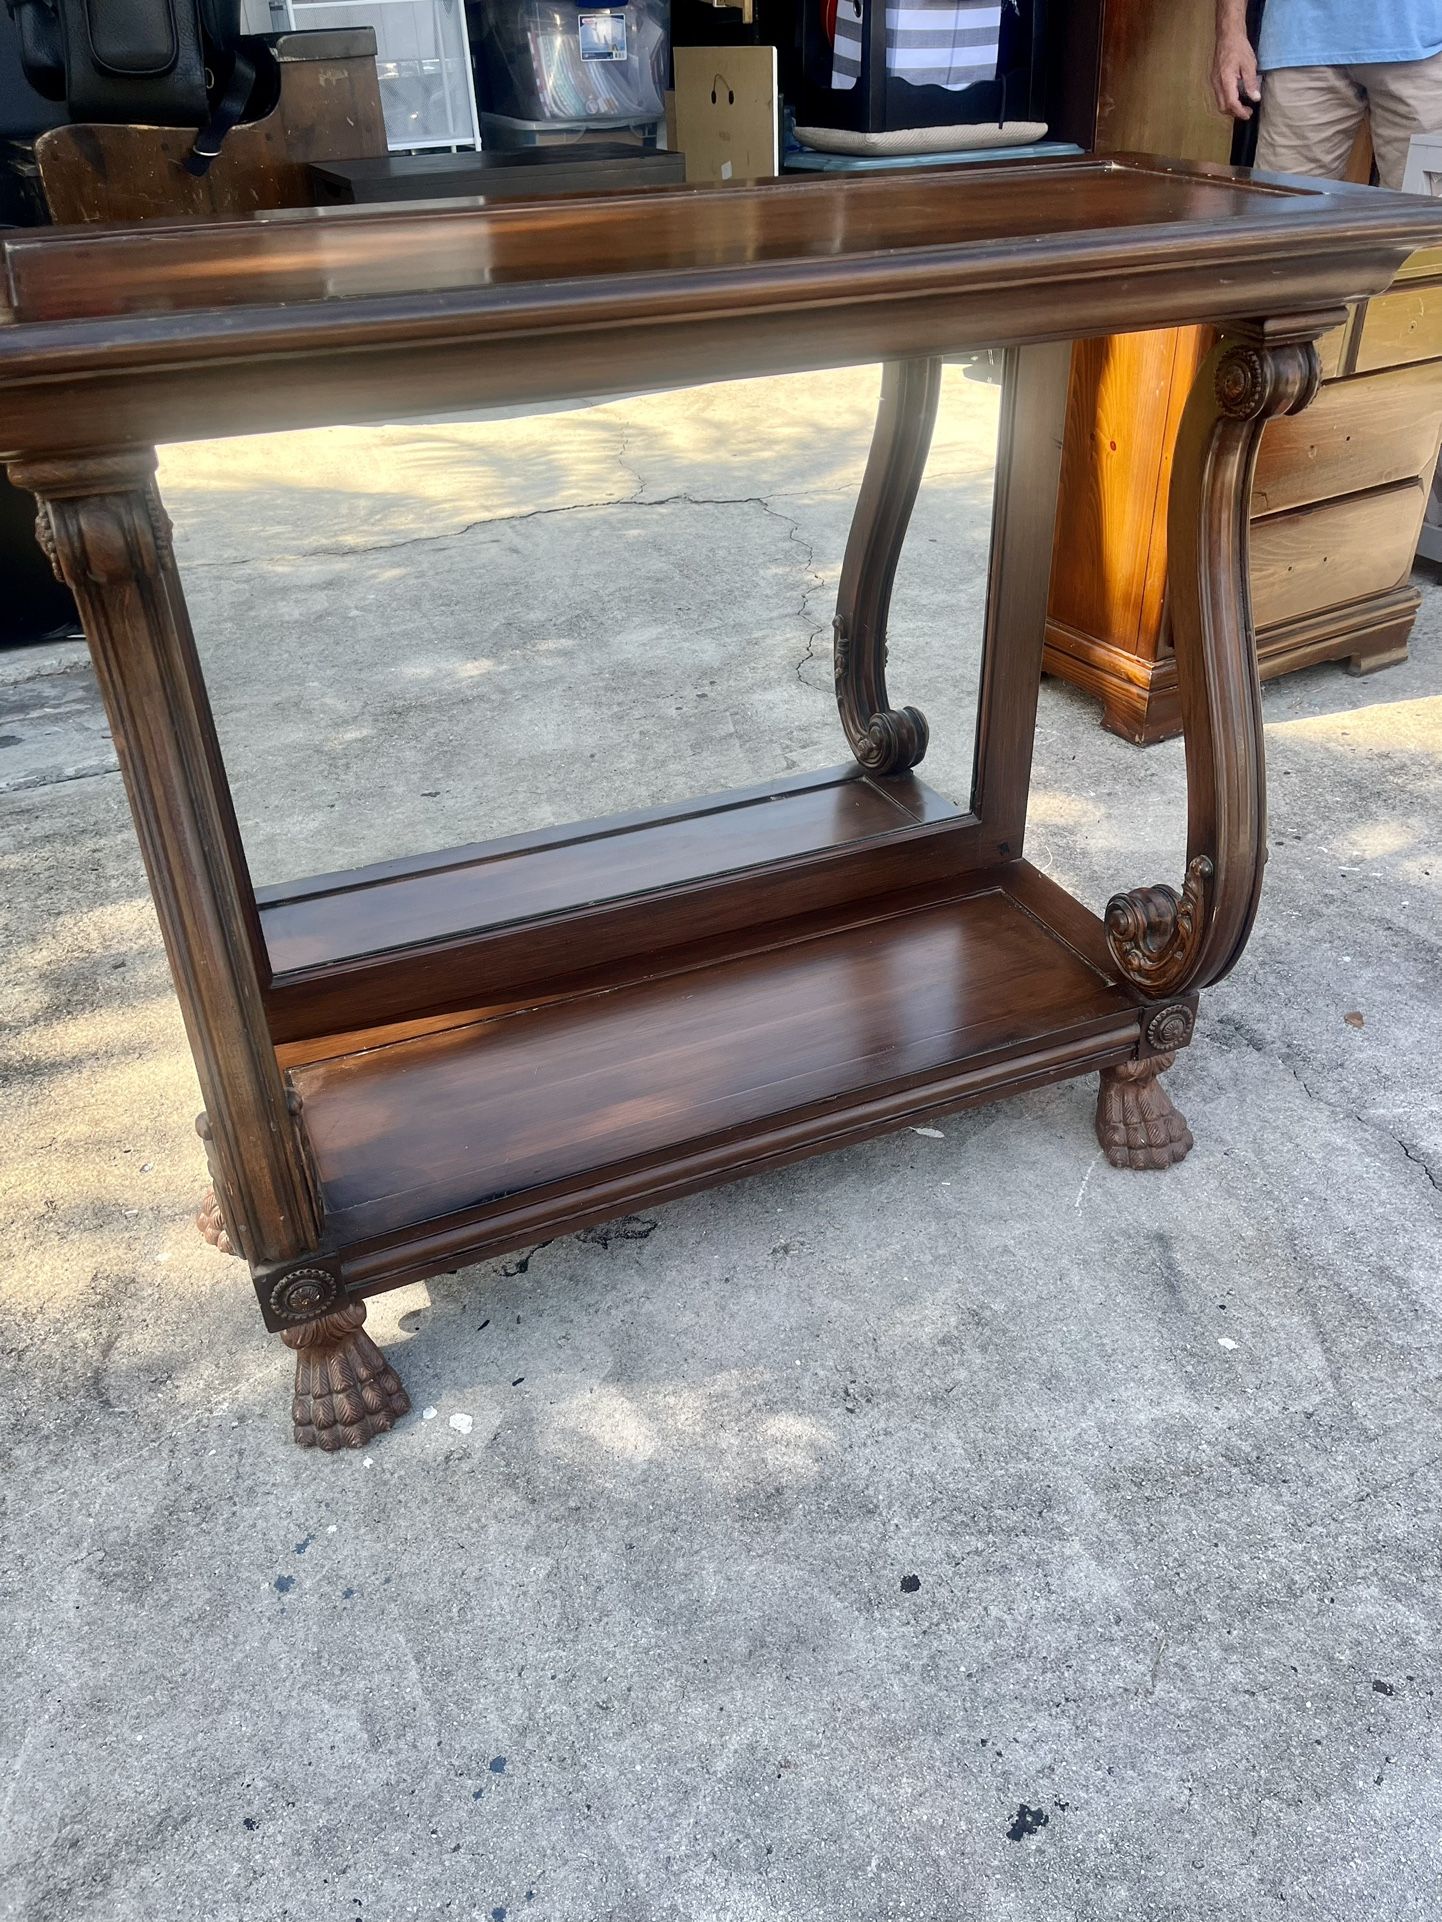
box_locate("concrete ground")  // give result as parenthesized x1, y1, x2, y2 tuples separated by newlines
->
(1, 366, 1439, 1922)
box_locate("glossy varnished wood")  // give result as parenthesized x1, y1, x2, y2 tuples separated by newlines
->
(1089, 0, 1232, 164)
(258, 767, 975, 1043)
(1101, 323, 1331, 998)
(832, 358, 940, 774)
(0, 159, 1435, 459)
(1045, 234, 1442, 744)
(12, 451, 320, 1266)
(290, 869, 1141, 1265)
(259, 766, 952, 976)
(1047, 326, 1208, 668)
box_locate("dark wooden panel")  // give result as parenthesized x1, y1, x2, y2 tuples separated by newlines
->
(294, 879, 1133, 1245)
(972, 341, 1072, 855)
(260, 775, 993, 1046)
(260, 766, 953, 975)
(1, 163, 1336, 325)
(0, 162, 1434, 469)
(35, 30, 386, 225)
(270, 863, 1038, 1070)
(261, 819, 1007, 1045)
(334, 1020, 1140, 1308)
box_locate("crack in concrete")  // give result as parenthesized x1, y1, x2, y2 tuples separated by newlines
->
(0, 757, 119, 796)
(614, 422, 644, 504)
(177, 458, 839, 682)
(1398, 1137, 1442, 1193)
(1212, 1014, 1441, 1194)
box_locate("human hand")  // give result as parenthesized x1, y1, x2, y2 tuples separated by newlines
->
(1212, 29, 1261, 119)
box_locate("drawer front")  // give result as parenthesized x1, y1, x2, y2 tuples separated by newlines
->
(1253, 362, 1442, 515)
(1251, 480, 1427, 628)
(1355, 281, 1442, 370)
(1392, 244, 1442, 281)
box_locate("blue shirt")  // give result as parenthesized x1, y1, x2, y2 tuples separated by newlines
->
(1258, 0, 1442, 69)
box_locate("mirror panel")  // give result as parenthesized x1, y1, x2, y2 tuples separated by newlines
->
(173, 360, 1002, 953)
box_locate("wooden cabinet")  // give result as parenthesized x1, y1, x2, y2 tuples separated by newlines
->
(1039, 0, 1442, 742)
(1044, 273, 1442, 743)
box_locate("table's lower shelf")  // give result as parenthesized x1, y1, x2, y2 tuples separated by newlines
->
(257, 764, 967, 1043)
(283, 861, 1145, 1291)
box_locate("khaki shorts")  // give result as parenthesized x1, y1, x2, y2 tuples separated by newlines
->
(1256, 50, 1442, 189)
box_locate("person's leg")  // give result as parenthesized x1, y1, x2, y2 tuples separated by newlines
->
(1255, 64, 1367, 179)
(1356, 51, 1442, 189)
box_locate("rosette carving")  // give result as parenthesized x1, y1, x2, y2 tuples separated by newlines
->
(268, 1266, 340, 1323)
(1144, 1004, 1196, 1053)
(1214, 338, 1320, 422)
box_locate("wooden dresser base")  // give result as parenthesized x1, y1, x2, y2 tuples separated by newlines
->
(1044, 583, 1419, 744)
(1043, 301, 1442, 746)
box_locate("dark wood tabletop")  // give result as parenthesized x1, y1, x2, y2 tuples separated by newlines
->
(3, 154, 1441, 453)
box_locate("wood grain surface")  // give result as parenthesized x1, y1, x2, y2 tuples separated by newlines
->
(2, 159, 1438, 459)
(1250, 478, 1429, 626)
(294, 879, 1135, 1246)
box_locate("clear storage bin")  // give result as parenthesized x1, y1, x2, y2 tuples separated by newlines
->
(469, 0, 667, 126)
(476, 109, 658, 147)
(283, 0, 480, 150)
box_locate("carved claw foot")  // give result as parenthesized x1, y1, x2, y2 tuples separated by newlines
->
(281, 1302, 410, 1451)
(196, 1186, 237, 1256)
(1095, 1053, 1194, 1171)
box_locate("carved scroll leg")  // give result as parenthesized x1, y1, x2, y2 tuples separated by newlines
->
(1095, 1053, 1193, 1171)
(1104, 323, 1334, 1006)
(832, 357, 942, 774)
(282, 1302, 410, 1452)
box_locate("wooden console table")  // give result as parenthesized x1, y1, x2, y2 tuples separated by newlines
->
(4, 160, 1438, 1449)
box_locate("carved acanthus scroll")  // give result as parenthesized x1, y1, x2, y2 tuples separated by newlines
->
(1104, 323, 1331, 1001)
(1105, 856, 1213, 998)
(833, 615, 929, 771)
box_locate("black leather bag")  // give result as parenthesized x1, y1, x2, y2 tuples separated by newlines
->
(7, 0, 243, 129)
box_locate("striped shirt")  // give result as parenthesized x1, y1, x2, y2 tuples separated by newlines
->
(831, 0, 1003, 92)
